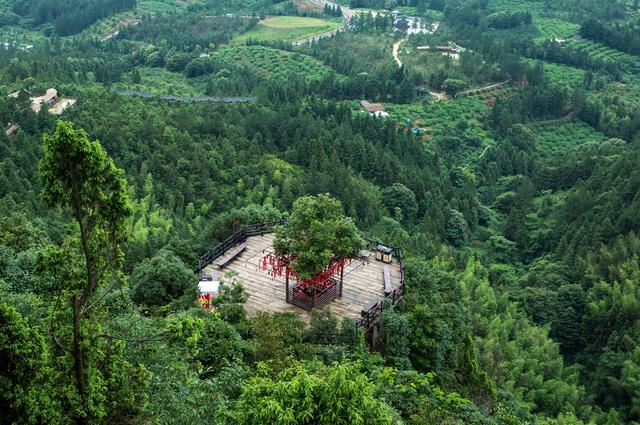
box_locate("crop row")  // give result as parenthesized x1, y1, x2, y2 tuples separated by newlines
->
(216, 45, 340, 81)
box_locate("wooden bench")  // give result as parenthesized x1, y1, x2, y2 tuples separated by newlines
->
(383, 265, 392, 296)
(217, 242, 247, 269)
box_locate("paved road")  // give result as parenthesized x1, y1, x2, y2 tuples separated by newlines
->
(292, 0, 356, 45)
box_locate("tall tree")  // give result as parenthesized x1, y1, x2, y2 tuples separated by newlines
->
(38, 120, 133, 423)
(273, 194, 365, 279)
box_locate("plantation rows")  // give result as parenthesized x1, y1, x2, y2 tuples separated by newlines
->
(568, 39, 639, 65)
(534, 18, 579, 43)
(385, 97, 494, 165)
(487, 0, 545, 16)
(216, 45, 342, 82)
(538, 61, 585, 89)
(527, 120, 607, 158)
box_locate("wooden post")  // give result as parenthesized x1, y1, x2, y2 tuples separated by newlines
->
(339, 265, 344, 297)
(285, 271, 289, 303)
(372, 323, 380, 351)
(312, 283, 316, 309)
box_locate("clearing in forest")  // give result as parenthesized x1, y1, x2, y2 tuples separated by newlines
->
(114, 67, 207, 97)
(232, 16, 342, 44)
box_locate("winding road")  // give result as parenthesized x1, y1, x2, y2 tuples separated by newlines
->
(292, 0, 357, 45)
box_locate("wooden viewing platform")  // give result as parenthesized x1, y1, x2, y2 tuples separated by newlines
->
(200, 233, 403, 324)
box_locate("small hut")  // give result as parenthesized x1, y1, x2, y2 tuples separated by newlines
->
(198, 270, 220, 309)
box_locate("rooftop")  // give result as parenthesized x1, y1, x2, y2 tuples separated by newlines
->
(364, 103, 385, 113)
(200, 233, 403, 322)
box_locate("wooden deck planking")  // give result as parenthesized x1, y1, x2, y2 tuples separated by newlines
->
(202, 234, 402, 322)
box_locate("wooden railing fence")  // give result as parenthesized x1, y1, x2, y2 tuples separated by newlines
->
(355, 241, 405, 331)
(197, 219, 284, 272)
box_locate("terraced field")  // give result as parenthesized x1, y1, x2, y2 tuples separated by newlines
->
(216, 45, 343, 82)
(533, 18, 580, 43)
(487, 0, 545, 16)
(232, 16, 342, 44)
(81, 0, 194, 38)
(567, 39, 639, 66)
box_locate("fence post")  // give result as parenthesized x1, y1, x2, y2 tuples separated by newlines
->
(285, 272, 289, 303)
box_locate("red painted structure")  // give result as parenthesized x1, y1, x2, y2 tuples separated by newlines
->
(261, 253, 350, 310)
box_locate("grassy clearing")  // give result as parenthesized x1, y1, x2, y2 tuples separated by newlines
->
(216, 45, 342, 81)
(232, 16, 342, 44)
(528, 120, 606, 159)
(114, 67, 206, 97)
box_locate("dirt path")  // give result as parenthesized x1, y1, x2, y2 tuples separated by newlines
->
(429, 91, 448, 100)
(392, 38, 406, 67)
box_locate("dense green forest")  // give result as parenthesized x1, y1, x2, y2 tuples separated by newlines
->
(1, 0, 640, 423)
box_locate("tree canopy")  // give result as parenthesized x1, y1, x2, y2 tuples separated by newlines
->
(273, 194, 365, 279)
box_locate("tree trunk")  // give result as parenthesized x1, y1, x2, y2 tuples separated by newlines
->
(72, 296, 88, 425)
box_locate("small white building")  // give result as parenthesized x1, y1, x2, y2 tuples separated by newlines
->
(198, 270, 220, 309)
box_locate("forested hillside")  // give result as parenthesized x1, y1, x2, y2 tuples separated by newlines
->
(1, 0, 640, 424)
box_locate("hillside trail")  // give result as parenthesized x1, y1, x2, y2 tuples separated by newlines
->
(392, 38, 406, 67)
(462, 144, 493, 170)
